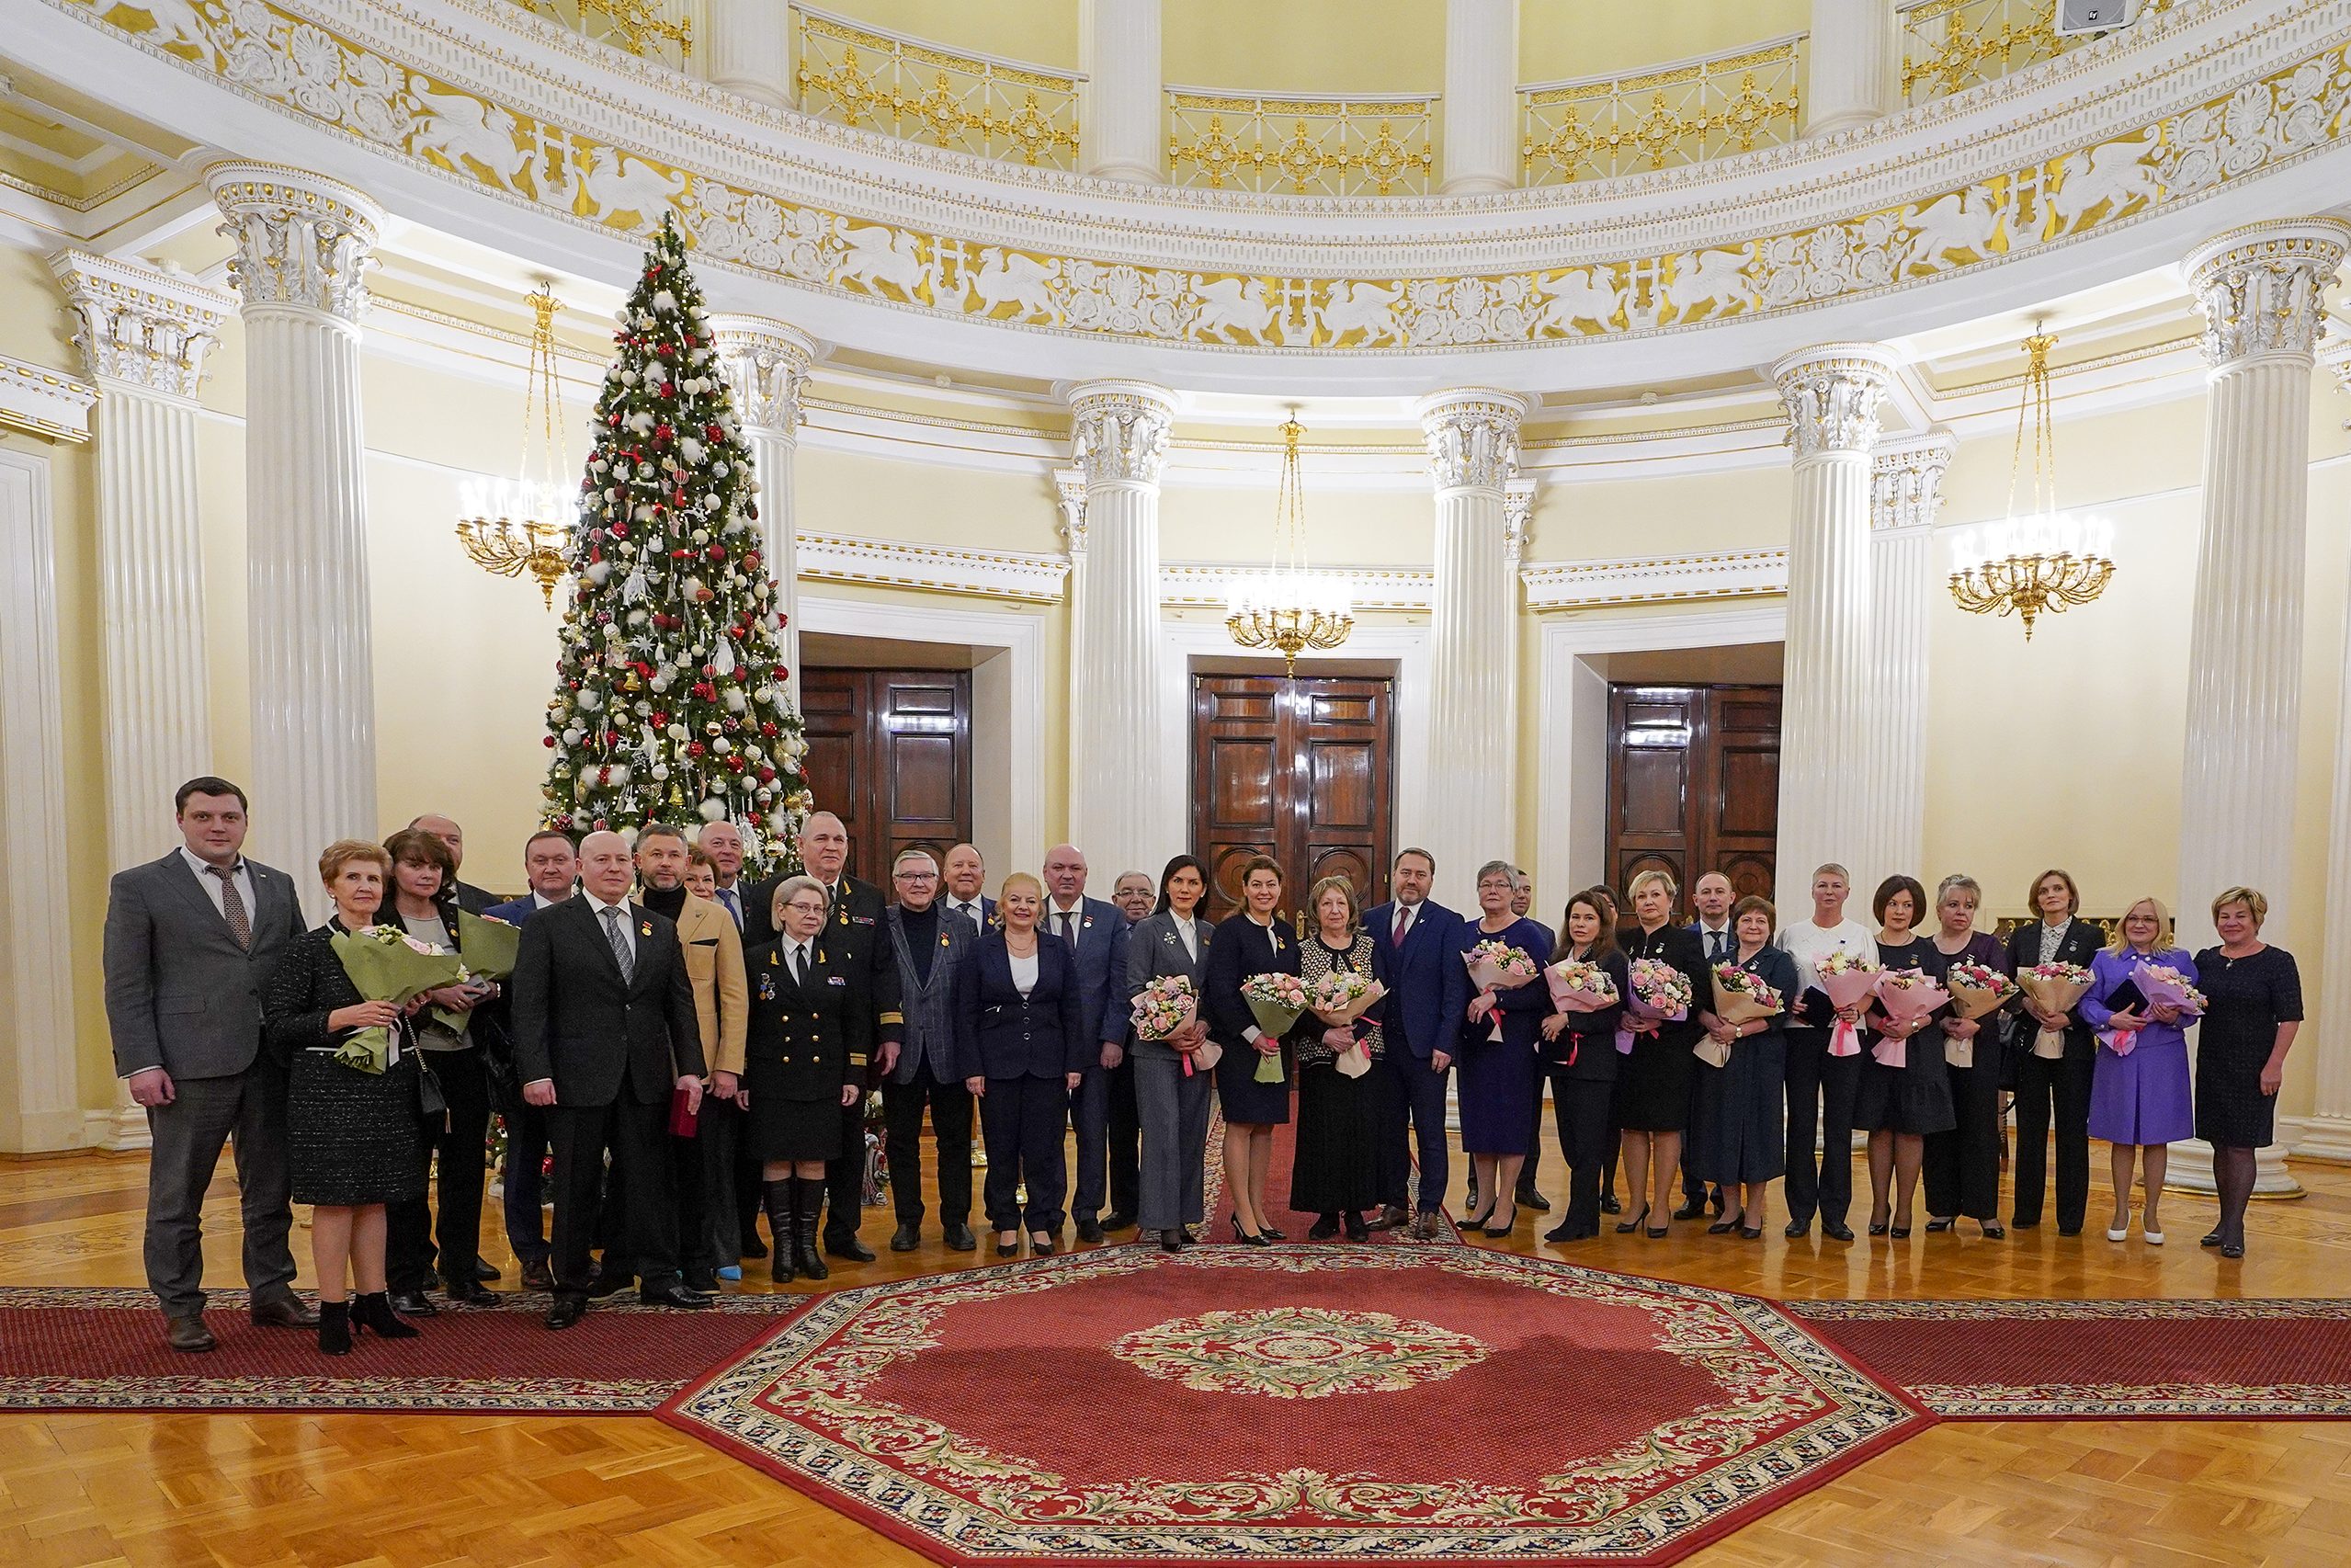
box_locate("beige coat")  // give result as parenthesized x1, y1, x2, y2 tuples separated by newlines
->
(673, 892, 750, 1078)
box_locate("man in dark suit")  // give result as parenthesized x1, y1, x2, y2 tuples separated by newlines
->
(881, 848, 978, 1253)
(511, 830, 713, 1327)
(1675, 870, 1737, 1220)
(696, 818, 771, 1263)
(102, 777, 315, 1351)
(1366, 846, 1470, 1241)
(483, 829, 576, 1291)
(1043, 843, 1134, 1243)
(791, 811, 903, 1261)
(410, 812, 497, 914)
(940, 842, 994, 931)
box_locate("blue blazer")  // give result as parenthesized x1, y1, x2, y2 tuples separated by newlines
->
(953, 931, 1088, 1082)
(1366, 899, 1471, 1062)
(1456, 915, 1555, 1053)
(483, 894, 551, 926)
(1045, 896, 1131, 1048)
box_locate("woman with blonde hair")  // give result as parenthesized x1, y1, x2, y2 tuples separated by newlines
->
(2081, 895, 2197, 1244)
(954, 871, 1086, 1256)
(1776, 863, 1876, 1242)
(2194, 886, 2302, 1258)
(1616, 868, 1709, 1237)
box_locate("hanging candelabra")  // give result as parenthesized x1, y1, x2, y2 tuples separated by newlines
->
(1225, 413, 1354, 675)
(457, 285, 575, 608)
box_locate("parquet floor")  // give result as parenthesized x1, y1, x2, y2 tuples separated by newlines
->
(3, 1144, 2348, 1567)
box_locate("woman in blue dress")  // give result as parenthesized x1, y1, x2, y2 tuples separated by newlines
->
(2082, 895, 2197, 1245)
(1453, 859, 1554, 1237)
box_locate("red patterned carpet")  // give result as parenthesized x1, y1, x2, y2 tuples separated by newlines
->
(0, 1286, 778, 1414)
(661, 1247, 1928, 1566)
(1786, 1297, 2351, 1418)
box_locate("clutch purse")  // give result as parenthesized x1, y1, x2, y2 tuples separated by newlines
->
(668, 1084, 701, 1139)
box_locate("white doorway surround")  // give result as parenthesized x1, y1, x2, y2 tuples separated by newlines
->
(0, 448, 84, 1153)
(1535, 605, 1789, 912)
(794, 595, 1049, 881)
(1154, 622, 1432, 880)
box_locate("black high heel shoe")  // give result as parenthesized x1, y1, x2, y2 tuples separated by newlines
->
(1481, 1205, 1517, 1238)
(1161, 1230, 1186, 1254)
(1229, 1215, 1270, 1247)
(1925, 1217, 1956, 1233)
(1891, 1224, 1912, 1239)
(995, 1232, 1019, 1256)
(1615, 1205, 1649, 1235)
(1707, 1214, 1741, 1235)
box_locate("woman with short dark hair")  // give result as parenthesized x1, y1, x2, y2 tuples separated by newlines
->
(1689, 894, 1796, 1239)
(1203, 855, 1298, 1244)
(1126, 854, 1216, 1253)
(1856, 874, 1951, 1238)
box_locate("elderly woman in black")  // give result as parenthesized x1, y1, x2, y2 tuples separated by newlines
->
(1291, 874, 1385, 1240)
(956, 872, 1085, 1256)
(2196, 886, 2303, 1259)
(745, 875, 863, 1283)
(264, 839, 429, 1356)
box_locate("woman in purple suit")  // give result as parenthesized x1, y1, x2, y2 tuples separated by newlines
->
(2081, 896, 2197, 1245)
(1452, 861, 1555, 1238)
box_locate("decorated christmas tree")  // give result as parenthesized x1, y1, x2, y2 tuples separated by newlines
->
(541, 216, 810, 871)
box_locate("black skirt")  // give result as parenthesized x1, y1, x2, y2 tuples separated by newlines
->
(288, 1048, 428, 1207)
(1616, 1028, 1697, 1131)
(744, 1058, 846, 1162)
(1289, 1062, 1381, 1214)
(1214, 1035, 1293, 1125)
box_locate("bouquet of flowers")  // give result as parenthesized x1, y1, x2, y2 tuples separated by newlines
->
(1545, 958, 1618, 1012)
(1868, 970, 1950, 1069)
(1627, 958, 1693, 1022)
(429, 908, 522, 1031)
(1307, 970, 1384, 1078)
(2019, 960, 2095, 1061)
(1815, 949, 1882, 1058)
(1710, 963, 1784, 1025)
(1132, 975, 1215, 1075)
(1464, 940, 1539, 993)
(1241, 971, 1308, 1083)
(328, 925, 468, 1074)
(1942, 960, 2014, 1068)
(2101, 961, 2209, 1057)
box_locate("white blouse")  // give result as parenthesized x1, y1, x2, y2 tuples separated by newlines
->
(1009, 949, 1039, 997)
(1773, 917, 1877, 997)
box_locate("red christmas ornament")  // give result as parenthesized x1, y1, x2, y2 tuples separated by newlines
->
(661, 383, 676, 398)
(757, 766, 776, 783)
(543, 735, 558, 748)
(705, 424, 723, 441)
(760, 722, 778, 737)
(687, 742, 706, 758)
(655, 423, 674, 442)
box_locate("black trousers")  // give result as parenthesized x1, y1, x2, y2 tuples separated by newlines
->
(696, 1096, 745, 1268)
(1679, 1068, 1721, 1206)
(884, 1068, 975, 1226)
(500, 1100, 551, 1266)
(1520, 1086, 1544, 1191)
(823, 1097, 869, 1245)
(980, 1074, 1069, 1233)
(1923, 1038, 2005, 1221)
(388, 1049, 490, 1291)
(1378, 1047, 1452, 1212)
(2012, 1044, 2094, 1231)
(549, 1096, 676, 1296)
(1783, 1027, 1862, 1228)
(668, 1122, 710, 1276)
(1549, 1069, 1614, 1235)
(1107, 1054, 1140, 1219)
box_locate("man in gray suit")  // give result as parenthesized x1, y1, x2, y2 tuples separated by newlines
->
(881, 848, 978, 1254)
(103, 777, 313, 1351)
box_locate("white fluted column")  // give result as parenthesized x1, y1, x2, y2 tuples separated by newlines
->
(1804, 0, 1899, 136)
(51, 251, 232, 872)
(1441, 0, 1518, 194)
(2173, 220, 2347, 1195)
(1773, 346, 1896, 900)
(1867, 432, 1952, 883)
(708, 0, 790, 107)
(1080, 0, 1162, 183)
(209, 163, 382, 902)
(1066, 381, 1175, 875)
(1416, 389, 1528, 909)
(2292, 355, 2351, 1163)
(711, 317, 818, 685)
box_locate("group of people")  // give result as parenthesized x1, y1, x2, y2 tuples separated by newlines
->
(105, 776, 2305, 1359)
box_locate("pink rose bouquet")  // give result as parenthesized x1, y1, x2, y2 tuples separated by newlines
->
(1868, 969, 1949, 1069)
(1816, 949, 1882, 1059)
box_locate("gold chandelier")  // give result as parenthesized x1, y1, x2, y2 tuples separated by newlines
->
(1225, 414, 1354, 675)
(457, 285, 574, 608)
(1948, 328, 2115, 641)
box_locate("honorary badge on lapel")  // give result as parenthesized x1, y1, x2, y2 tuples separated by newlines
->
(639, 922, 653, 937)
(757, 971, 776, 1002)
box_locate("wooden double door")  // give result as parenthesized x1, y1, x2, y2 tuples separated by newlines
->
(1190, 674, 1394, 923)
(798, 667, 973, 888)
(1607, 683, 1781, 903)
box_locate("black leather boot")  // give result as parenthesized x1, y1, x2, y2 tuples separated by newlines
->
(353, 1291, 420, 1340)
(764, 1178, 797, 1284)
(794, 1181, 830, 1281)
(317, 1300, 351, 1357)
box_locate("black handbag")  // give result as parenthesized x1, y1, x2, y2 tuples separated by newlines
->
(415, 1051, 449, 1129)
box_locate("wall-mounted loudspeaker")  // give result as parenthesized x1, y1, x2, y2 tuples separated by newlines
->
(2055, 0, 2143, 37)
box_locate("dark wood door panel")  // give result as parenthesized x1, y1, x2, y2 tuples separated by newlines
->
(800, 666, 973, 887)
(1191, 674, 1393, 922)
(1607, 682, 1781, 907)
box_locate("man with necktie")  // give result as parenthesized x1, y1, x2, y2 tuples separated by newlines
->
(483, 830, 579, 1291)
(941, 842, 994, 930)
(1366, 848, 1471, 1240)
(1676, 871, 1738, 1220)
(881, 849, 980, 1253)
(695, 818, 767, 1262)
(1043, 844, 1134, 1243)
(104, 777, 315, 1352)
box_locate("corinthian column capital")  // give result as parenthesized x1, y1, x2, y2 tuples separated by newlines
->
(2186, 219, 2351, 369)
(207, 162, 381, 323)
(1772, 343, 1900, 460)
(1870, 431, 1955, 532)
(1068, 379, 1176, 486)
(709, 315, 820, 433)
(50, 251, 233, 400)
(1415, 387, 1528, 492)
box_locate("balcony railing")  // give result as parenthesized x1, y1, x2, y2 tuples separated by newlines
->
(791, 3, 1084, 169)
(1899, 0, 2171, 105)
(510, 0, 693, 69)
(1519, 34, 1804, 186)
(1165, 90, 1437, 197)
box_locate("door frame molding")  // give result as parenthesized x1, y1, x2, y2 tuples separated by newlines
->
(795, 595, 1046, 881)
(1536, 605, 1785, 914)
(1157, 621, 1430, 877)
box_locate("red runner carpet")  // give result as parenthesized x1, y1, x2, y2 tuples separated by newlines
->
(1786, 1297, 2351, 1417)
(0, 1286, 778, 1414)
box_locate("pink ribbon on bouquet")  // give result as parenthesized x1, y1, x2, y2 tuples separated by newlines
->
(2098, 1027, 2141, 1058)
(1614, 1024, 1635, 1055)
(1828, 1016, 1862, 1058)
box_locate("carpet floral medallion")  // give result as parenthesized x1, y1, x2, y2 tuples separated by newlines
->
(660, 1247, 1931, 1566)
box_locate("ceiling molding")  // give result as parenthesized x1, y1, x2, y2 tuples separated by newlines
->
(0, 352, 96, 442)
(1158, 563, 1432, 611)
(796, 531, 1071, 602)
(1520, 548, 1789, 610)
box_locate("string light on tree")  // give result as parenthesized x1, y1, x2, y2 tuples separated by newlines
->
(540, 216, 811, 871)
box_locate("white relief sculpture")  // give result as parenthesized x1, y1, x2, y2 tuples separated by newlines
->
(408, 74, 529, 194)
(835, 222, 926, 301)
(1316, 279, 1406, 347)
(2042, 124, 2163, 236)
(1661, 248, 1755, 324)
(1530, 267, 1621, 336)
(1189, 277, 1277, 344)
(108, 0, 218, 63)
(1899, 187, 2002, 277)
(574, 145, 685, 227)
(959, 247, 1059, 323)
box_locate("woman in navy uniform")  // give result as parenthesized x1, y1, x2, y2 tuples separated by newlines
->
(744, 875, 863, 1283)
(955, 872, 1085, 1256)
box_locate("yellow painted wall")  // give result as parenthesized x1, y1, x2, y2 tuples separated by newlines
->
(1517, 0, 1813, 83)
